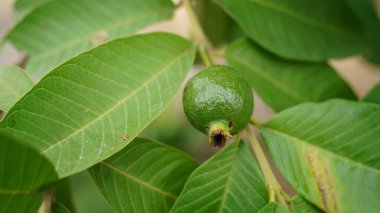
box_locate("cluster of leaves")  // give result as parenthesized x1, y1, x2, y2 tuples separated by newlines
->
(0, 0, 380, 212)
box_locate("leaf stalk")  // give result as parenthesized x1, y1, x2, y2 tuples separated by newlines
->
(245, 127, 287, 206)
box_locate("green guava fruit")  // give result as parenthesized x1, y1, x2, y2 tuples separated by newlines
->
(183, 65, 253, 147)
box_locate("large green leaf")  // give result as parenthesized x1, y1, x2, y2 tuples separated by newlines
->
(7, 0, 174, 80)
(0, 32, 196, 178)
(53, 202, 71, 213)
(213, 0, 365, 61)
(14, 0, 51, 12)
(170, 141, 268, 212)
(0, 133, 57, 213)
(0, 65, 34, 112)
(260, 99, 380, 212)
(226, 39, 356, 112)
(13, 0, 52, 19)
(55, 178, 75, 212)
(195, 0, 242, 47)
(259, 196, 322, 212)
(344, 0, 380, 64)
(90, 138, 198, 213)
(258, 196, 321, 212)
(259, 203, 289, 213)
(289, 195, 322, 213)
(363, 83, 380, 104)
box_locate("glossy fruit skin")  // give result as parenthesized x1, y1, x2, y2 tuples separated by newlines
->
(183, 65, 253, 146)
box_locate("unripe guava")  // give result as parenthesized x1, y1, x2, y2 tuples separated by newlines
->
(183, 65, 253, 147)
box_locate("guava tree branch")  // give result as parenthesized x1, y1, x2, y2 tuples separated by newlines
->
(183, 0, 214, 67)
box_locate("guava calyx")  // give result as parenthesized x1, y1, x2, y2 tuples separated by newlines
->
(208, 121, 232, 147)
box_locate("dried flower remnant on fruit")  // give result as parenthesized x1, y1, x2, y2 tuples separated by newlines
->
(183, 65, 254, 147)
(210, 128, 232, 147)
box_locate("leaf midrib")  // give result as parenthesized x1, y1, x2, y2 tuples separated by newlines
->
(15, 7, 172, 60)
(227, 54, 307, 103)
(247, 0, 360, 41)
(39, 46, 192, 153)
(0, 188, 34, 195)
(217, 143, 241, 212)
(100, 161, 177, 199)
(262, 127, 380, 174)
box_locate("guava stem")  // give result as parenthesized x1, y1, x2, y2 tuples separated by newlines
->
(198, 45, 213, 67)
(250, 117, 264, 127)
(236, 132, 243, 142)
(183, 0, 214, 67)
(245, 127, 288, 206)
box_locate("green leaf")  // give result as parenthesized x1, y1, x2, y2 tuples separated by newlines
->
(259, 203, 289, 213)
(195, 0, 242, 46)
(289, 195, 322, 213)
(89, 138, 198, 213)
(0, 133, 57, 213)
(260, 99, 380, 212)
(14, 0, 51, 12)
(259, 196, 322, 212)
(213, 0, 365, 61)
(170, 141, 268, 212)
(55, 178, 75, 212)
(226, 39, 356, 112)
(14, 0, 52, 19)
(344, 0, 380, 64)
(53, 202, 71, 213)
(7, 0, 174, 80)
(0, 65, 34, 112)
(363, 83, 380, 104)
(0, 32, 196, 178)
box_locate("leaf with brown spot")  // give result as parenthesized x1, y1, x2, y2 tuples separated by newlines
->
(305, 150, 338, 212)
(260, 100, 380, 212)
